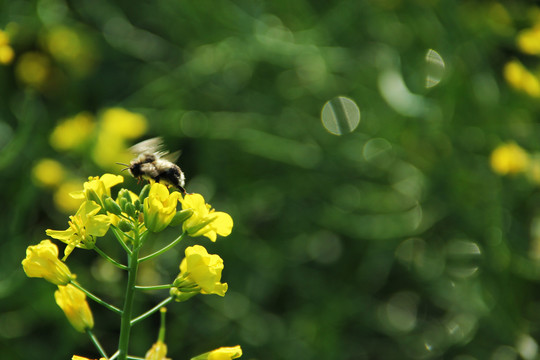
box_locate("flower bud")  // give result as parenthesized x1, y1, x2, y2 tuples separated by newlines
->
(190, 345, 242, 360)
(104, 197, 122, 216)
(169, 209, 194, 227)
(124, 202, 137, 219)
(138, 184, 150, 203)
(118, 219, 134, 232)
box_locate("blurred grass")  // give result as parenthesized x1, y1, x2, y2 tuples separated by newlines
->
(4, 1, 540, 359)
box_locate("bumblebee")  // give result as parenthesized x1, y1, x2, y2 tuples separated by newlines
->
(120, 137, 186, 193)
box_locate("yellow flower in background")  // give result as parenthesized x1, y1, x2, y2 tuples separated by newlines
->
(54, 180, 85, 214)
(55, 284, 94, 333)
(32, 158, 65, 188)
(144, 183, 181, 232)
(490, 142, 530, 175)
(22, 240, 74, 285)
(15, 52, 51, 89)
(171, 245, 228, 300)
(0, 29, 14, 65)
(180, 193, 233, 241)
(72, 356, 106, 360)
(50, 112, 95, 151)
(101, 108, 148, 139)
(191, 346, 243, 360)
(145, 340, 171, 360)
(46, 200, 111, 260)
(517, 24, 540, 55)
(503, 60, 540, 97)
(70, 174, 124, 205)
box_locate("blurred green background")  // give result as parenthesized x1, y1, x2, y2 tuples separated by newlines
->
(4, 1, 540, 359)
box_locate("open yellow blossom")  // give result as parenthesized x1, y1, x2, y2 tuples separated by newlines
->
(70, 174, 124, 205)
(490, 142, 529, 175)
(46, 201, 111, 260)
(180, 194, 233, 242)
(171, 245, 228, 300)
(22, 240, 74, 285)
(144, 183, 181, 232)
(145, 340, 171, 360)
(50, 112, 95, 151)
(191, 346, 242, 360)
(55, 284, 94, 333)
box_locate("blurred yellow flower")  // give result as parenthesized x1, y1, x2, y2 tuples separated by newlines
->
(55, 284, 94, 333)
(92, 131, 130, 169)
(145, 340, 171, 360)
(15, 52, 51, 88)
(54, 180, 85, 214)
(503, 60, 540, 97)
(144, 183, 180, 232)
(101, 108, 148, 139)
(32, 158, 65, 188)
(517, 24, 540, 55)
(22, 239, 74, 285)
(180, 193, 233, 242)
(191, 346, 243, 360)
(72, 356, 106, 360)
(50, 112, 95, 151)
(490, 142, 530, 175)
(46, 200, 111, 260)
(0, 30, 14, 65)
(171, 245, 228, 300)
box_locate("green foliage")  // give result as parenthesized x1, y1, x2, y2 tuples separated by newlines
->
(3, 1, 540, 359)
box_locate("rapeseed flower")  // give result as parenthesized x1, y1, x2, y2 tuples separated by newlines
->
(144, 340, 170, 360)
(46, 200, 111, 259)
(55, 284, 94, 333)
(71, 174, 124, 206)
(144, 183, 181, 232)
(171, 245, 228, 301)
(191, 346, 242, 360)
(50, 112, 95, 152)
(180, 194, 233, 241)
(22, 240, 74, 285)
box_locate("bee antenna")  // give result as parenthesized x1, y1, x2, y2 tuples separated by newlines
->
(116, 162, 130, 172)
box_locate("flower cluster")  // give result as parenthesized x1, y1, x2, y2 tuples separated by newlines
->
(22, 174, 241, 359)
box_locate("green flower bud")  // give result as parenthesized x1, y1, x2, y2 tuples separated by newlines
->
(169, 209, 194, 227)
(138, 184, 150, 203)
(103, 197, 122, 216)
(133, 199, 142, 212)
(118, 188, 132, 204)
(124, 202, 137, 219)
(118, 219, 134, 232)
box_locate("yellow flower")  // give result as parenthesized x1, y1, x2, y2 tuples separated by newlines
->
(490, 142, 530, 175)
(71, 174, 124, 205)
(72, 356, 106, 360)
(0, 30, 14, 65)
(21, 240, 74, 285)
(145, 340, 171, 360)
(46, 201, 111, 260)
(191, 346, 243, 360)
(179, 194, 233, 241)
(171, 245, 228, 300)
(503, 60, 540, 97)
(55, 284, 94, 333)
(50, 112, 95, 151)
(144, 183, 181, 232)
(32, 158, 65, 188)
(517, 24, 540, 55)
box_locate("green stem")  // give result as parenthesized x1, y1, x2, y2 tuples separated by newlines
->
(139, 232, 186, 263)
(134, 284, 172, 291)
(117, 246, 140, 360)
(111, 225, 133, 254)
(94, 245, 128, 270)
(131, 296, 174, 326)
(70, 281, 122, 315)
(87, 329, 108, 359)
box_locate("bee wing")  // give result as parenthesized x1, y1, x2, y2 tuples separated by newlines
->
(129, 137, 165, 155)
(163, 150, 181, 163)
